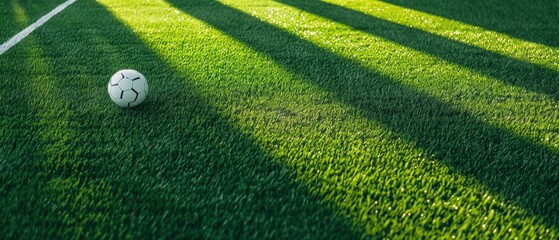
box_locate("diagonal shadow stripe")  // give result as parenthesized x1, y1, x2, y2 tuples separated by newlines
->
(276, 0, 559, 100)
(0, 0, 360, 238)
(381, 0, 559, 49)
(167, 0, 559, 229)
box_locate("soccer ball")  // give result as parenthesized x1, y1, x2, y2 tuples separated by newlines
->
(108, 69, 148, 107)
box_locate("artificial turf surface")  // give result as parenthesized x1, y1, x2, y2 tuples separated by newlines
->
(1, 0, 558, 238)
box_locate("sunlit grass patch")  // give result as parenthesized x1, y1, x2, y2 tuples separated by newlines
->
(230, 0, 559, 153)
(323, 0, 559, 72)
(99, 0, 558, 238)
(219, 0, 559, 230)
(381, 0, 559, 49)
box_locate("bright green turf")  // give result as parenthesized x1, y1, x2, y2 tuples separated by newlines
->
(382, 0, 559, 48)
(1, 0, 558, 238)
(0, 1, 356, 239)
(0, 0, 67, 43)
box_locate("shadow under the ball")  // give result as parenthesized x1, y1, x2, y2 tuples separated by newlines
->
(2, 0, 360, 238)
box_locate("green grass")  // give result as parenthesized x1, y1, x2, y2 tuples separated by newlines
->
(382, 0, 559, 48)
(0, 0, 67, 42)
(1, 0, 558, 238)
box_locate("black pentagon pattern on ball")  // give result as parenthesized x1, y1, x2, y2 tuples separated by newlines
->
(109, 70, 148, 107)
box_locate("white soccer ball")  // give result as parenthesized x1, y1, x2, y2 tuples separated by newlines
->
(108, 69, 148, 107)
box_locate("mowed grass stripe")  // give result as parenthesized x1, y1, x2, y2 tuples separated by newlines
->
(100, 0, 557, 238)
(0, 0, 67, 43)
(1, 0, 359, 238)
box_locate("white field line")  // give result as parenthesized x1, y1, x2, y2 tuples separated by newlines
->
(0, 0, 77, 56)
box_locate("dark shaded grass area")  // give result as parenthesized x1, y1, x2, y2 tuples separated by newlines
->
(0, 1, 358, 238)
(167, 0, 559, 228)
(0, 43, 50, 238)
(0, 0, 67, 42)
(383, 0, 559, 48)
(277, 0, 559, 100)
